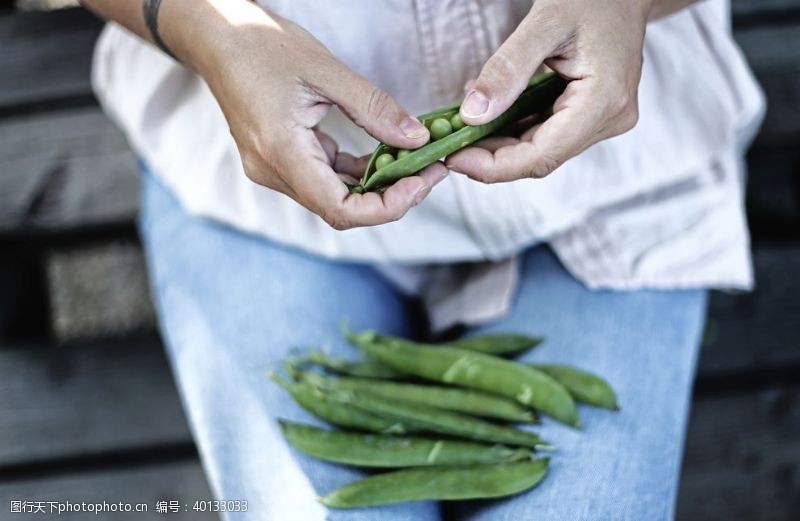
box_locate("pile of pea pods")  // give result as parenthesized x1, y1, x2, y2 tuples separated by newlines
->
(271, 329, 619, 509)
(353, 72, 568, 193)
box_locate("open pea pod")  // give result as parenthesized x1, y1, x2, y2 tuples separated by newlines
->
(356, 72, 568, 192)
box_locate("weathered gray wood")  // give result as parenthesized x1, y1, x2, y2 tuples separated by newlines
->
(47, 242, 156, 341)
(699, 246, 800, 378)
(0, 335, 192, 467)
(0, 107, 138, 231)
(0, 461, 219, 520)
(746, 149, 800, 235)
(0, 8, 101, 113)
(734, 22, 800, 148)
(733, 0, 800, 18)
(677, 385, 800, 520)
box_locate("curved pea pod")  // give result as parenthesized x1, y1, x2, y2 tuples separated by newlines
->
(349, 332, 579, 427)
(279, 421, 532, 468)
(531, 364, 620, 411)
(358, 72, 567, 192)
(269, 375, 417, 435)
(324, 388, 551, 450)
(443, 333, 543, 357)
(299, 371, 538, 424)
(321, 459, 549, 508)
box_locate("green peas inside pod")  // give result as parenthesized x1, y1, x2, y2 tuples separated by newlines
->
(374, 153, 396, 171)
(449, 113, 466, 131)
(429, 118, 454, 141)
(396, 149, 412, 160)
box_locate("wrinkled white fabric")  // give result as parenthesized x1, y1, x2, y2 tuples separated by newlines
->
(92, 0, 764, 331)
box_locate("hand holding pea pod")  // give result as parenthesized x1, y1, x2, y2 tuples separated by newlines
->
(194, 3, 446, 230)
(358, 73, 567, 192)
(446, 0, 647, 182)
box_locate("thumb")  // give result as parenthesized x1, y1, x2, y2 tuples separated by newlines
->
(460, 18, 557, 125)
(318, 63, 430, 150)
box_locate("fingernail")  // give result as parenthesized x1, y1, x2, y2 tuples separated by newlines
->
(400, 117, 427, 139)
(462, 90, 489, 118)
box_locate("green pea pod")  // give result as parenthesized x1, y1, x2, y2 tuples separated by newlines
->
(530, 364, 620, 411)
(321, 459, 549, 508)
(358, 72, 567, 192)
(349, 331, 579, 427)
(279, 421, 532, 467)
(295, 350, 406, 379)
(324, 388, 551, 450)
(269, 374, 417, 434)
(443, 333, 543, 357)
(298, 371, 538, 424)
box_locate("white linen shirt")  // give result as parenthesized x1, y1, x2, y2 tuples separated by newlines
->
(92, 0, 765, 331)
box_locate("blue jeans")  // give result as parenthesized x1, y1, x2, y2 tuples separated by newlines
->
(139, 169, 707, 521)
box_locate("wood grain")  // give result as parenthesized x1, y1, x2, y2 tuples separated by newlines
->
(678, 385, 800, 521)
(0, 460, 219, 520)
(0, 335, 192, 468)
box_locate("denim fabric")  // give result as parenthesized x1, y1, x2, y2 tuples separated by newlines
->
(139, 169, 707, 521)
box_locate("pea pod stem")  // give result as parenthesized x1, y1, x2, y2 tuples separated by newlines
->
(321, 459, 550, 508)
(360, 72, 567, 191)
(290, 350, 405, 379)
(280, 421, 532, 467)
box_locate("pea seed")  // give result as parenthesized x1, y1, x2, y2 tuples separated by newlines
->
(270, 374, 417, 434)
(396, 150, 412, 160)
(349, 331, 579, 427)
(323, 388, 551, 449)
(429, 118, 453, 141)
(321, 459, 550, 508)
(449, 113, 466, 131)
(280, 421, 532, 467)
(374, 153, 396, 170)
(531, 364, 619, 410)
(361, 73, 567, 191)
(299, 371, 538, 423)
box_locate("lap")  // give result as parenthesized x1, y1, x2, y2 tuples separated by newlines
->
(140, 170, 707, 521)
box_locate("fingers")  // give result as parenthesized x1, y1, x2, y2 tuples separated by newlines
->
(314, 129, 339, 164)
(315, 62, 430, 151)
(280, 137, 447, 230)
(448, 78, 638, 182)
(460, 14, 560, 126)
(333, 152, 370, 178)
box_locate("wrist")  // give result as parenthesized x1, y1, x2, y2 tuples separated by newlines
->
(157, 0, 272, 74)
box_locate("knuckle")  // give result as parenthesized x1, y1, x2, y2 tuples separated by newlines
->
(483, 52, 521, 86)
(529, 154, 562, 178)
(365, 87, 394, 122)
(321, 209, 351, 231)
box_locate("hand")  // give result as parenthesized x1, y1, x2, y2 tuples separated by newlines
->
(446, 0, 653, 183)
(176, 1, 446, 229)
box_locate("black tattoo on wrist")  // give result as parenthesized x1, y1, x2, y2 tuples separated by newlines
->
(143, 0, 177, 59)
